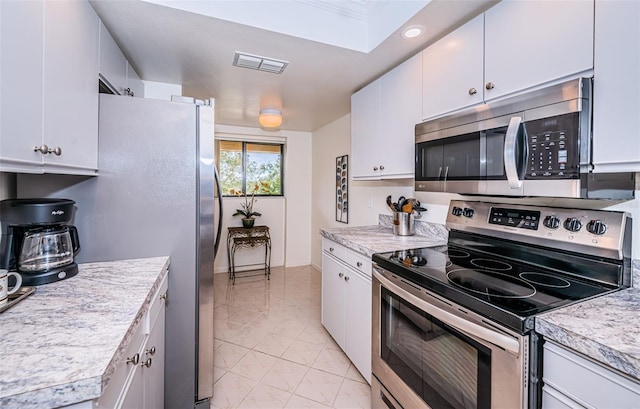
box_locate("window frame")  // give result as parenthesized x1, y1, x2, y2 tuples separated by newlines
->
(216, 139, 284, 197)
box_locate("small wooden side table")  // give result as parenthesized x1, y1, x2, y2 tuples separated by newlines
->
(227, 226, 271, 284)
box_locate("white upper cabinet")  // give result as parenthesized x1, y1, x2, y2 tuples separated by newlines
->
(351, 54, 422, 180)
(422, 1, 594, 121)
(592, 0, 640, 173)
(0, 0, 99, 175)
(484, 0, 594, 102)
(126, 62, 145, 98)
(99, 20, 127, 95)
(0, 1, 45, 173)
(43, 0, 99, 174)
(422, 14, 484, 120)
(99, 21, 145, 98)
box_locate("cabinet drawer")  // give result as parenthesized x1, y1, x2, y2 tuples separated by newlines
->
(323, 239, 346, 261)
(146, 273, 168, 333)
(344, 249, 371, 277)
(543, 341, 640, 408)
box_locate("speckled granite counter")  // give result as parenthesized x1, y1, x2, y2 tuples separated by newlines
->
(0, 257, 170, 408)
(536, 286, 640, 382)
(320, 218, 448, 257)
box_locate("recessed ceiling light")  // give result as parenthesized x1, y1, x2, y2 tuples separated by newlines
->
(402, 25, 424, 39)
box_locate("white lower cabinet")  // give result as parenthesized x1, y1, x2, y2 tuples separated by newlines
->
(542, 341, 640, 408)
(95, 274, 167, 409)
(321, 239, 371, 383)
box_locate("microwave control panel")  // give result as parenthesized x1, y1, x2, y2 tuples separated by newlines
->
(525, 112, 579, 179)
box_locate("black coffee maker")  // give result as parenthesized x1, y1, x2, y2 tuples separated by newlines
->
(0, 199, 81, 286)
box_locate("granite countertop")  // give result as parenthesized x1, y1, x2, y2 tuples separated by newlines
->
(320, 224, 447, 257)
(536, 286, 640, 382)
(0, 257, 170, 408)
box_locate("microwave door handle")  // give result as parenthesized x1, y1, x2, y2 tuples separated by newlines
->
(504, 116, 524, 189)
(375, 271, 521, 355)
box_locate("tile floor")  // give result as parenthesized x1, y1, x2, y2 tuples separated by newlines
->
(212, 265, 372, 409)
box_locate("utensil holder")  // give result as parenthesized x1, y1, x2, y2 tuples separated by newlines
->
(393, 212, 415, 236)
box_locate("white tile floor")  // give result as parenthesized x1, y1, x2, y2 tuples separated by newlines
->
(211, 266, 372, 409)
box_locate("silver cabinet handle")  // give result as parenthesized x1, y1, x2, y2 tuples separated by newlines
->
(33, 145, 62, 155)
(329, 247, 334, 252)
(437, 166, 442, 180)
(146, 346, 156, 356)
(468, 87, 477, 95)
(485, 82, 495, 90)
(356, 261, 362, 267)
(34, 144, 49, 154)
(379, 165, 385, 170)
(344, 276, 350, 282)
(373, 166, 379, 171)
(160, 293, 168, 301)
(126, 353, 140, 366)
(504, 116, 525, 189)
(338, 272, 344, 278)
(141, 357, 152, 368)
(443, 166, 449, 180)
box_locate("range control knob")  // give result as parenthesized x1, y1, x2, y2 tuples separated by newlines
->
(462, 208, 475, 218)
(586, 219, 607, 235)
(563, 217, 583, 232)
(452, 206, 463, 216)
(543, 215, 560, 229)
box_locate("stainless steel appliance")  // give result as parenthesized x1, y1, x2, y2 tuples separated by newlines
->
(371, 200, 631, 409)
(415, 77, 635, 199)
(17, 94, 223, 408)
(0, 198, 81, 285)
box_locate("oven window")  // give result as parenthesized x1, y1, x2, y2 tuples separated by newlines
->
(380, 287, 491, 409)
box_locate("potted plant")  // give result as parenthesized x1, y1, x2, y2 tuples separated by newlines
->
(231, 187, 261, 228)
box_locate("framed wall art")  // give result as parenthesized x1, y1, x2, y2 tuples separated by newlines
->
(336, 155, 348, 223)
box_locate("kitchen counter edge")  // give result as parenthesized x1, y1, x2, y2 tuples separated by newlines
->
(536, 286, 640, 382)
(0, 256, 170, 408)
(320, 224, 447, 258)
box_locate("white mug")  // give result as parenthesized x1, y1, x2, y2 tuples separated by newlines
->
(0, 269, 22, 307)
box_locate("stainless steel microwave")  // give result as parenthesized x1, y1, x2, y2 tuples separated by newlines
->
(415, 78, 635, 199)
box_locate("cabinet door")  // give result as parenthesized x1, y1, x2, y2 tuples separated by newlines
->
(99, 20, 127, 95)
(143, 300, 165, 409)
(592, 0, 640, 172)
(351, 80, 381, 179)
(379, 54, 422, 178)
(484, 0, 594, 101)
(344, 269, 372, 383)
(321, 253, 346, 349)
(0, 0, 44, 172)
(43, 0, 99, 173)
(126, 62, 145, 98)
(119, 365, 144, 409)
(422, 14, 484, 120)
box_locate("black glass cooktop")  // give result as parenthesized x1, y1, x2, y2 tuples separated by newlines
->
(372, 245, 618, 333)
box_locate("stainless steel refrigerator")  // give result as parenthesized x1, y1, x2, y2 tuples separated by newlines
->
(19, 94, 223, 408)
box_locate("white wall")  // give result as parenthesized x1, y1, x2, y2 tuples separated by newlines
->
(214, 124, 312, 273)
(310, 113, 412, 269)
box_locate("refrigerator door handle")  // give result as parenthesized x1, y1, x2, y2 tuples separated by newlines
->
(213, 165, 223, 257)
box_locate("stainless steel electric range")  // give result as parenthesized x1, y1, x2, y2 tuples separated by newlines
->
(371, 200, 632, 409)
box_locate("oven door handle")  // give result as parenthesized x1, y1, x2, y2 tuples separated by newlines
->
(504, 116, 525, 189)
(376, 272, 521, 355)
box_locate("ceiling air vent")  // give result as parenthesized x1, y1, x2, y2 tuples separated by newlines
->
(233, 52, 289, 74)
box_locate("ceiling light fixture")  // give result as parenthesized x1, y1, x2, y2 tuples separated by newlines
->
(402, 25, 424, 39)
(259, 109, 283, 129)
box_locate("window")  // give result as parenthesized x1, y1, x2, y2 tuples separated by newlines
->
(216, 140, 283, 196)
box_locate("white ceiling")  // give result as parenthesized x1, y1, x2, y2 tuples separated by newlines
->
(89, 0, 497, 132)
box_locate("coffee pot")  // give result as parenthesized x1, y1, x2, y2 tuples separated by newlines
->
(0, 199, 81, 285)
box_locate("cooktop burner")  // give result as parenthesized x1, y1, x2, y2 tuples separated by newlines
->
(374, 243, 620, 332)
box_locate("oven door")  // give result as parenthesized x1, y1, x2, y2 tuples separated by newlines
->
(372, 267, 528, 409)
